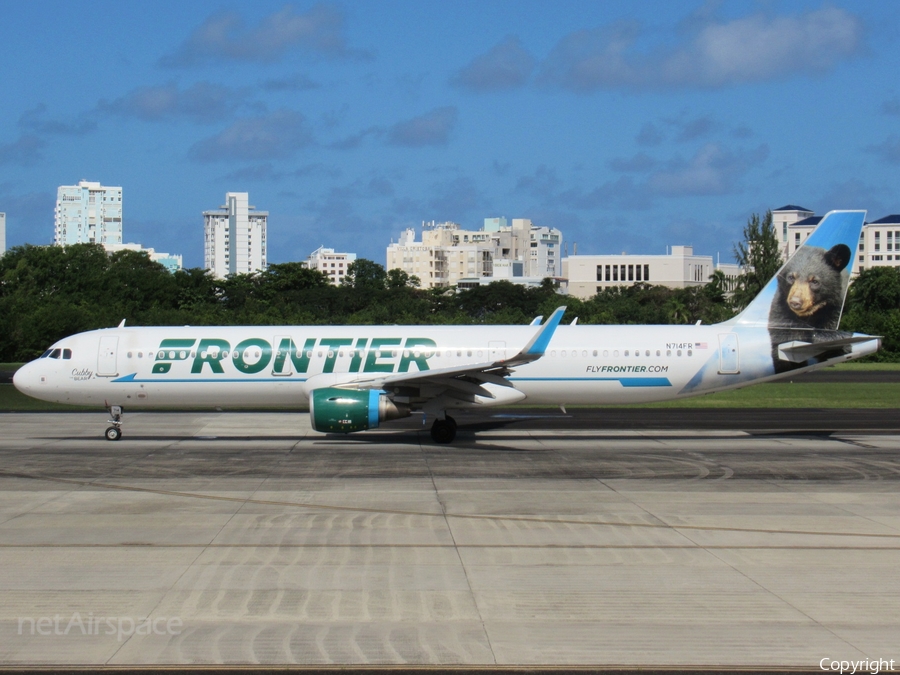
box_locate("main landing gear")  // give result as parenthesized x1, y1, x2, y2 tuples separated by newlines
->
(430, 415, 457, 444)
(105, 405, 123, 441)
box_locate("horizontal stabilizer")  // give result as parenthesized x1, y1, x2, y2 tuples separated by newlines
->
(777, 336, 880, 363)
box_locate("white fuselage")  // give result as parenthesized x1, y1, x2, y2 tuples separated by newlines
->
(12, 323, 879, 411)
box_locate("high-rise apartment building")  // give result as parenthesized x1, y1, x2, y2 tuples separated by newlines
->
(386, 218, 562, 289)
(54, 181, 123, 246)
(0, 212, 6, 256)
(307, 246, 356, 285)
(203, 192, 267, 278)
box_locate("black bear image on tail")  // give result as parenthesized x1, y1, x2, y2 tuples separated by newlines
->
(768, 243, 852, 373)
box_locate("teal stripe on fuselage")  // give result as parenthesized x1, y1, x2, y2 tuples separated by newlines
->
(110, 374, 671, 387)
(510, 377, 671, 387)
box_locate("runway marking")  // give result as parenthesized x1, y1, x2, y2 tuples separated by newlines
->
(2, 468, 898, 541)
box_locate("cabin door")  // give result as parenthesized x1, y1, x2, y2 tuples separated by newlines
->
(97, 336, 119, 377)
(717, 333, 740, 374)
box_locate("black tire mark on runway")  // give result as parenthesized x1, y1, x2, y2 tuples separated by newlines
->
(1, 469, 898, 541)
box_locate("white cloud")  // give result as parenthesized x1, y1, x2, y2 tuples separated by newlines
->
(427, 176, 486, 219)
(160, 4, 357, 67)
(867, 136, 900, 164)
(18, 104, 96, 136)
(0, 135, 45, 167)
(557, 142, 768, 210)
(189, 109, 313, 162)
(608, 152, 657, 173)
(388, 107, 458, 147)
(636, 122, 664, 146)
(451, 36, 536, 91)
(515, 165, 561, 198)
(648, 143, 769, 196)
(98, 82, 243, 123)
(539, 7, 863, 91)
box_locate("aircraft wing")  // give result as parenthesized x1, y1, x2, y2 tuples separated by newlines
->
(341, 306, 566, 400)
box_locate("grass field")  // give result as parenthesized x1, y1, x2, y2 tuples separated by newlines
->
(829, 361, 900, 370)
(0, 385, 96, 411)
(3, 379, 899, 411)
(629, 382, 900, 408)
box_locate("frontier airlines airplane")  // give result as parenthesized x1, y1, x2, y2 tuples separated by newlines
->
(14, 211, 880, 444)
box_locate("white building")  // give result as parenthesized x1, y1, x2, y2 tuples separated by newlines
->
(204, 192, 267, 278)
(858, 214, 900, 273)
(104, 242, 183, 273)
(307, 246, 356, 285)
(777, 207, 900, 274)
(386, 218, 562, 289)
(564, 246, 740, 300)
(0, 212, 5, 256)
(785, 215, 821, 257)
(54, 180, 123, 246)
(772, 204, 814, 259)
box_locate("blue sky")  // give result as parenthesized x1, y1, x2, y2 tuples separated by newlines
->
(1, 0, 899, 268)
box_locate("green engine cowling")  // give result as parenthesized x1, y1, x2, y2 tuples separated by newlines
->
(309, 388, 411, 433)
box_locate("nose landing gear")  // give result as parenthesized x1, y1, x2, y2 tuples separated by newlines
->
(105, 405, 123, 441)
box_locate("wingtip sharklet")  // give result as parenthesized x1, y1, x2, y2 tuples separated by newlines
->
(522, 306, 566, 357)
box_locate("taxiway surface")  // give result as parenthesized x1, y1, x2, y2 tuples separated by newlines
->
(0, 410, 898, 668)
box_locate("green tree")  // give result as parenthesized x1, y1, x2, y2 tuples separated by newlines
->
(386, 268, 420, 289)
(845, 266, 900, 312)
(343, 259, 387, 290)
(732, 210, 781, 310)
(841, 267, 900, 359)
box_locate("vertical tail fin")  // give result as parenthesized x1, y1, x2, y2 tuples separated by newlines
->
(728, 210, 865, 330)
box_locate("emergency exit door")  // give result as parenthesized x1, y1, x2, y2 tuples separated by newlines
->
(489, 341, 506, 361)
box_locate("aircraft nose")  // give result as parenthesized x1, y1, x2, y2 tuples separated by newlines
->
(12, 362, 39, 395)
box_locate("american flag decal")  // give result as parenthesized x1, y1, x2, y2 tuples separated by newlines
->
(695, 342, 708, 349)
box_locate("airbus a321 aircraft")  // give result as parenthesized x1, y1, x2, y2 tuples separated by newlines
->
(14, 210, 880, 444)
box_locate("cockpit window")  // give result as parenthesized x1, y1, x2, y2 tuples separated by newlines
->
(49, 349, 62, 359)
(62, 349, 72, 359)
(39, 349, 53, 359)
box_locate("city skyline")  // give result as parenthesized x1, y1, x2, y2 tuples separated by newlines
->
(1, 1, 899, 268)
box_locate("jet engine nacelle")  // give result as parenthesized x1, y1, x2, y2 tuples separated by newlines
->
(309, 388, 411, 434)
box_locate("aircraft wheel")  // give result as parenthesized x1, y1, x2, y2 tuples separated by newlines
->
(105, 426, 122, 441)
(430, 419, 456, 444)
(445, 415, 457, 429)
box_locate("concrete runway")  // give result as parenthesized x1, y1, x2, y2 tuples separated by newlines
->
(0, 410, 898, 668)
